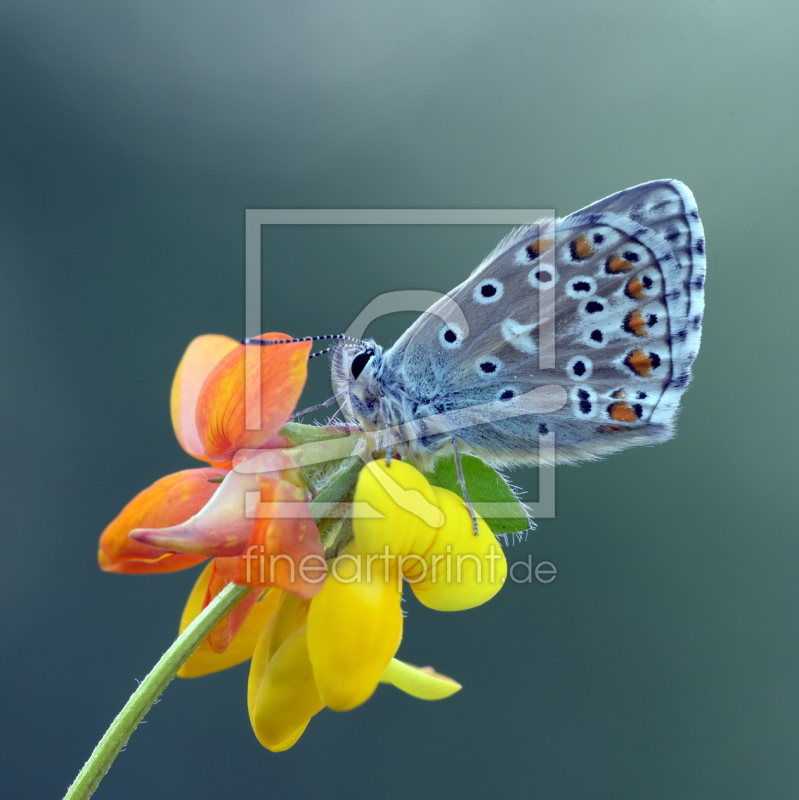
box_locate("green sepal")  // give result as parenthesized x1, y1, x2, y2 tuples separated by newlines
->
(423, 454, 530, 534)
(280, 422, 350, 445)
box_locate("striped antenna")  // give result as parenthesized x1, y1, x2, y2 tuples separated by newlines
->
(241, 333, 365, 359)
(242, 333, 364, 346)
(309, 347, 335, 360)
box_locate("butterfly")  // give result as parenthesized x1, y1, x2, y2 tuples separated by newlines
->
(328, 180, 706, 473)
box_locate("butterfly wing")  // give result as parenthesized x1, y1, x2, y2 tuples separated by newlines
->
(384, 180, 706, 467)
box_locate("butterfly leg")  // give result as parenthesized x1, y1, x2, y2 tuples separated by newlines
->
(380, 395, 392, 466)
(450, 437, 479, 535)
(327, 407, 344, 425)
(290, 392, 344, 420)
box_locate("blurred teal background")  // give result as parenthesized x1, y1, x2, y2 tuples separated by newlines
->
(1, 1, 797, 798)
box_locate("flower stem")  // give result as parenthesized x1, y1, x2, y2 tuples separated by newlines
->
(63, 582, 252, 800)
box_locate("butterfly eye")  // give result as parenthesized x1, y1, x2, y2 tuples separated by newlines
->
(350, 349, 374, 380)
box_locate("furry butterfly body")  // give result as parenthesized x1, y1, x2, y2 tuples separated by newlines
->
(331, 180, 705, 471)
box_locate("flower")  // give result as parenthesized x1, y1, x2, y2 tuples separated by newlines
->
(99, 334, 509, 753)
(245, 459, 508, 750)
(99, 333, 325, 646)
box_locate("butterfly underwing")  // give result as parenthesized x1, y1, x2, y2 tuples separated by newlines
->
(331, 180, 705, 471)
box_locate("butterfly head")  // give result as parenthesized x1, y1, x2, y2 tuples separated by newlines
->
(331, 340, 389, 429)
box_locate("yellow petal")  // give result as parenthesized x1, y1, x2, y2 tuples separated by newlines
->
(268, 592, 312, 661)
(380, 658, 462, 700)
(177, 562, 282, 678)
(352, 459, 443, 557)
(248, 623, 324, 751)
(246, 593, 311, 711)
(354, 460, 507, 612)
(408, 487, 508, 612)
(264, 721, 310, 752)
(306, 555, 403, 711)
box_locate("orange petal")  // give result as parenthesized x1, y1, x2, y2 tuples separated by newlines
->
(129, 450, 298, 557)
(196, 333, 311, 463)
(234, 478, 326, 599)
(178, 561, 282, 678)
(99, 468, 226, 574)
(203, 557, 263, 653)
(171, 335, 239, 461)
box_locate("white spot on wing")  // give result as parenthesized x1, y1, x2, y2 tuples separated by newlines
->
(500, 318, 537, 354)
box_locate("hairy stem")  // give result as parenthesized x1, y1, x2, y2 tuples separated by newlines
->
(63, 582, 252, 800)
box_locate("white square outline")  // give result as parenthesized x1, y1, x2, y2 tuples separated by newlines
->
(244, 208, 557, 518)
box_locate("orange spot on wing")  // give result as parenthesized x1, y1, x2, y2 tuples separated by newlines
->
(526, 238, 554, 259)
(607, 254, 634, 273)
(624, 311, 648, 336)
(625, 276, 645, 299)
(624, 349, 653, 377)
(608, 401, 640, 423)
(572, 235, 593, 259)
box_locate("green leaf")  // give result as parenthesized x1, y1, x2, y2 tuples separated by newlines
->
(423, 454, 530, 534)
